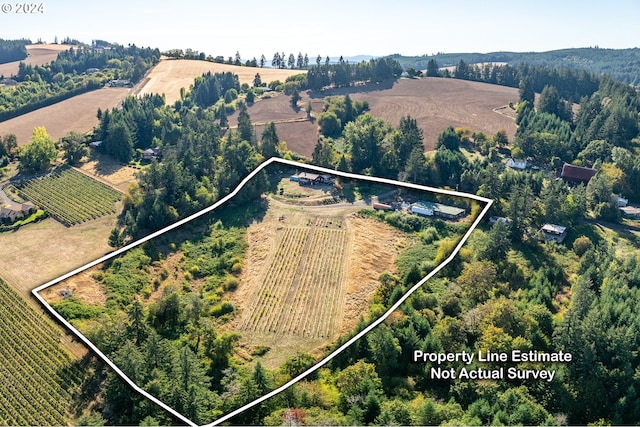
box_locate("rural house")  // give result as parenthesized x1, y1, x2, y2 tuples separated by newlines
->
(293, 172, 333, 186)
(561, 163, 597, 184)
(0, 78, 18, 86)
(411, 201, 466, 220)
(141, 147, 163, 161)
(0, 201, 35, 223)
(109, 79, 131, 87)
(539, 223, 568, 243)
(507, 158, 527, 170)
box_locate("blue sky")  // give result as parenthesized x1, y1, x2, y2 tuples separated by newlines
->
(2, 0, 639, 59)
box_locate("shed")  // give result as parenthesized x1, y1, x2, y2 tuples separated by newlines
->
(489, 216, 511, 226)
(373, 202, 393, 211)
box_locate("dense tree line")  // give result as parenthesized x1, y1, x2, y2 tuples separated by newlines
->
(447, 60, 600, 104)
(0, 38, 30, 65)
(0, 43, 159, 124)
(391, 47, 640, 85)
(94, 92, 266, 237)
(305, 57, 403, 91)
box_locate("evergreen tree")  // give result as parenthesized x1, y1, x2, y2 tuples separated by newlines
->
(426, 58, 439, 77)
(260, 122, 279, 158)
(237, 102, 253, 143)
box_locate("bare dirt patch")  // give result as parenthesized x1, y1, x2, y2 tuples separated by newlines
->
(0, 88, 130, 146)
(0, 44, 71, 78)
(138, 59, 306, 105)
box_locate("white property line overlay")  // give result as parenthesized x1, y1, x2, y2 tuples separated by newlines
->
(32, 157, 492, 427)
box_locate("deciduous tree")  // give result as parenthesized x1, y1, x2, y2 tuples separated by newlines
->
(19, 126, 57, 172)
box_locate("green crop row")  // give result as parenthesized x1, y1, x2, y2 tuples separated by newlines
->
(18, 168, 121, 226)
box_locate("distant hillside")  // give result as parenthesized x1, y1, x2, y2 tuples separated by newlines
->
(389, 47, 640, 85)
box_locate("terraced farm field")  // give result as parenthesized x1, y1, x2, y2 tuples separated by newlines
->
(0, 278, 81, 425)
(239, 217, 349, 338)
(16, 168, 122, 226)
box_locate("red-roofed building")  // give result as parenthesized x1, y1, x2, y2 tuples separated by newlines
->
(561, 163, 597, 183)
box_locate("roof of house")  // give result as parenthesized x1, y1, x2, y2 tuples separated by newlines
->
(561, 163, 597, 182)
(413, 201, 466, 217)
(620, 206, 640, 216)
(298, 172, 321, 180)
(541, 223, 567, 235)
(507, 158, 527, 169)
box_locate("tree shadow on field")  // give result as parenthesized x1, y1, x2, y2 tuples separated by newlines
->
(90, 151, 132, 176)
(307, 78, 396, 99)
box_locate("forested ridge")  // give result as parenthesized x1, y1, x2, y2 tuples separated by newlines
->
(391, 47, 640, 85)
(15, 39, 640, 425)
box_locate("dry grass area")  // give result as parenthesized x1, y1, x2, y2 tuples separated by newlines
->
(77, 151, 139, 192)
(137, 59, 306, 105)
(0, 215, 116, 299)
(0, 44, 71, 78)
(228, 182, 411, 369)
(41, 270, 106, 306)
(0, 88, 130, 146)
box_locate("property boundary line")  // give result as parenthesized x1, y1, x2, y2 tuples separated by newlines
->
(32, 157, 492, 426)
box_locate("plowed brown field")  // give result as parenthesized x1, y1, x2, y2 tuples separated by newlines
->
(230, 77, 519, 157)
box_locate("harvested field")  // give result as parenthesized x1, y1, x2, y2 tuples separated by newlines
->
(0, 87, 130, 146)
(255, 121, 318, 157)
(313, 77, 519, 151)
(137, 59, 306, 105)
(230, 77, 519, 157)
(0, 44, 71, 78)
